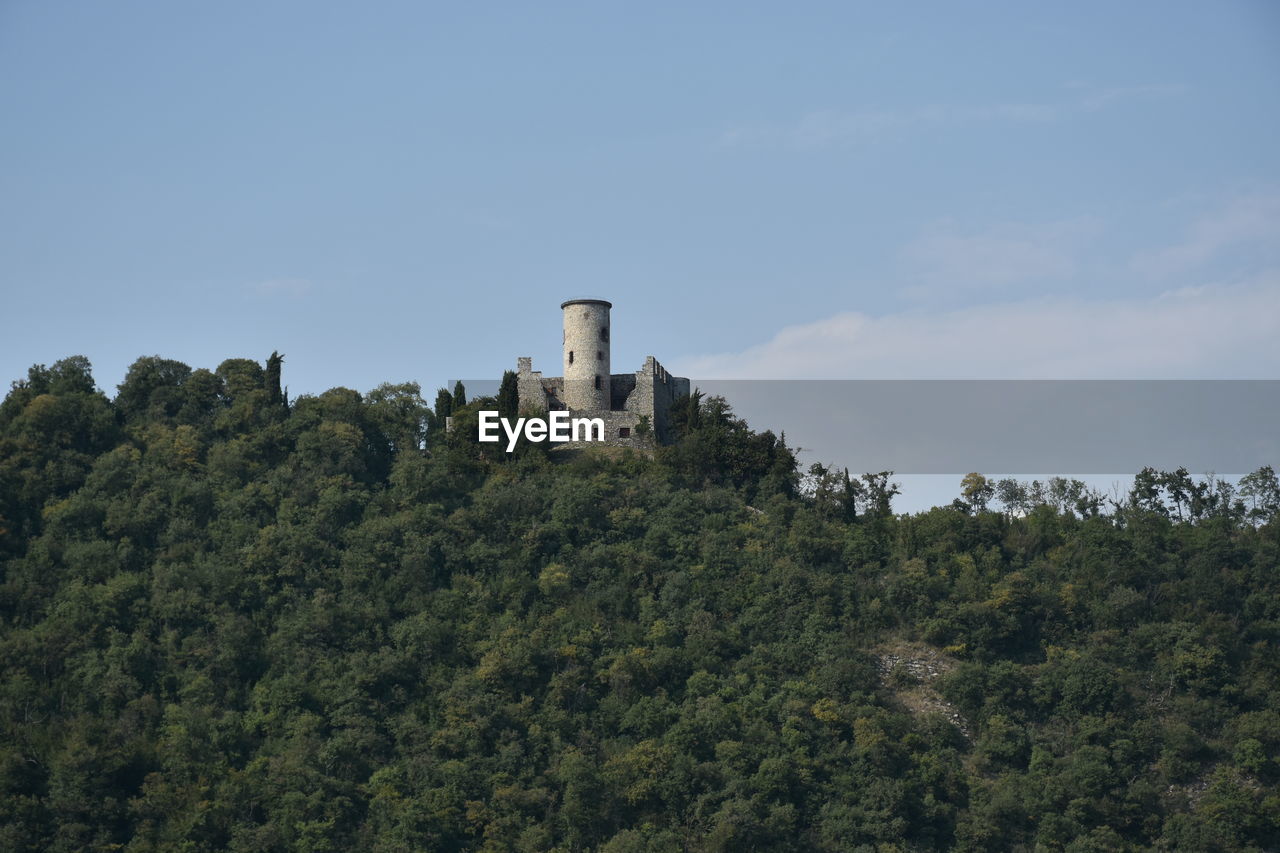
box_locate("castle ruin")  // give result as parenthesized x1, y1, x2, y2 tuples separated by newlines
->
(516, 299, 690, 447)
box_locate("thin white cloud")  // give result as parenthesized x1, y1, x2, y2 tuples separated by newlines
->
(719, 85, 1184, 150)
(1131, 195, 1280, 278)
(900, 218, 1098, 297)
(675, 275, 1280, 379)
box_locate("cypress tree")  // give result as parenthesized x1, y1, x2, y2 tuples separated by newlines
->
(265, 351, 284, 407)
(434, 388, 453, 421)
(452, 380, 467, 410)
(497, 370, 519, 420)
(687, 388, 704, 431)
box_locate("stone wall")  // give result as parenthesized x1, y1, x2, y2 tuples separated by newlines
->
(610, 373, 637, 409)
(584, 409, 649, 448)
(490, 409, 646, 450)
(561, 299, 611, 410)
(624, 356, 688, 443)
(514, 306, 691, 448)
(515, 357, 548, 414)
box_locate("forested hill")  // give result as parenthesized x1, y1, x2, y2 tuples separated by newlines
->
(1, 354, 1278, 852)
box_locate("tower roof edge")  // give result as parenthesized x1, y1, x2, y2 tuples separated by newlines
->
(560, 298, 612, 309)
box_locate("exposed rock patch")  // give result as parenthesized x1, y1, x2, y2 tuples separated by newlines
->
(875, 641, 970, 738)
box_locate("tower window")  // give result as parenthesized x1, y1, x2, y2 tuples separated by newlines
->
(619, 427, 630, 438)
(600, 326, 608, 341)
(568, 351, 574, 364)
(594, 375, 601, 390)
(596, 350, 603, 360)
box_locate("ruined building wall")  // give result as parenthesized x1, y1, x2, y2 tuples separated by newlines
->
(514, 299, 690, 448)
(624, 356, 689, 443)
(515, 357, 548, 413)
(610, 374, 637, 410)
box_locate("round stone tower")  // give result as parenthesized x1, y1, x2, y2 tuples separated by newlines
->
(561, 298, 611, 411)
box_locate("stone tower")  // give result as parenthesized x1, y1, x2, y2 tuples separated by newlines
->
(561, 298, 611, 410)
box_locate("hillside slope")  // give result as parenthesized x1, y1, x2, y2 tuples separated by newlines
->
(1, 355, 1278, 851)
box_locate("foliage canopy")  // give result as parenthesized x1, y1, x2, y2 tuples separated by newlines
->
(1, 356, 1277, 851)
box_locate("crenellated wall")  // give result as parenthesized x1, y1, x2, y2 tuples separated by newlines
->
(513, 300, 690, 447)
(625, 356, 688, 442)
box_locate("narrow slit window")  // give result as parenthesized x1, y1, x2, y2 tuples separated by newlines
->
(594, 375, 601, 390)
(568, 351, 574, 364)
(600, 326, 609, 341)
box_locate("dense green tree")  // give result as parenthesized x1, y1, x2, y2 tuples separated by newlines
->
(365, 382, 429, 455)
(1239, 464, 1280, 524)
(215, 358, 264, 402)
(497, 370, 519, 420)
(265, 350, 285, 408)
(115, 355, 193, 422)
(433, 387, 453, 421)
(0, 355, 1277, 851)
(960, 472, 994, 513)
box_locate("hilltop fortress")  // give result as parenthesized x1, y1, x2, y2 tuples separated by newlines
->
(516, 299, 690, 447)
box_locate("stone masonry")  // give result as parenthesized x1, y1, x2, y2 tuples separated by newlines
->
(516, 299, 690, 447)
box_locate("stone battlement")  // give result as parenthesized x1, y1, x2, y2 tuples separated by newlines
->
(515, 300, 690, 447)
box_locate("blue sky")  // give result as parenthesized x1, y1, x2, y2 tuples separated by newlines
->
(3, 2, 1278, 399)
